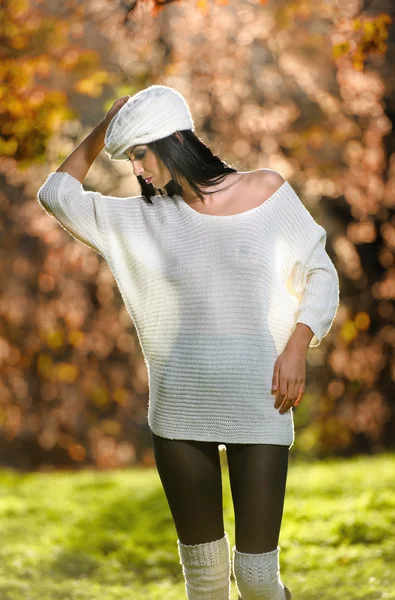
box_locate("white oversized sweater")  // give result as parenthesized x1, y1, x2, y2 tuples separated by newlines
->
(37, 171, 340, 447)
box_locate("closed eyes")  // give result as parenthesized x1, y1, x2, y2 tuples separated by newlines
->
(127, 152, 145, 161)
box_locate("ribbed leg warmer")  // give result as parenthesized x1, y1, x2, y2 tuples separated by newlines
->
(232, 545, 286, 600)
(177, 532, 231, 600)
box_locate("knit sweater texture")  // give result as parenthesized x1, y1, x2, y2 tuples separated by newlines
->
(37, 171, 340, 446)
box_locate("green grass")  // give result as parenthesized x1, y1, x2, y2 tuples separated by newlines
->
(0, 453, 394, 599)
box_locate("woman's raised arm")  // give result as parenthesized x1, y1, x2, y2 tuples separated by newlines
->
(37, 96, 132, 257)
(56, 96, 131, 183)
(56, 118, 109, 184)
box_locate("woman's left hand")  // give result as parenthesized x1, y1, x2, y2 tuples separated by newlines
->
(271, 346, 306, 414)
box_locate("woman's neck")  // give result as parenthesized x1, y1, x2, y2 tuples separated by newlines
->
(175, 172, 241, 205)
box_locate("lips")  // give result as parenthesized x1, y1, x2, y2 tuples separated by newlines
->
(144, 176, 153, 184)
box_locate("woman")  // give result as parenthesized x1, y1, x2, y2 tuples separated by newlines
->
(38, 85, 340, 600)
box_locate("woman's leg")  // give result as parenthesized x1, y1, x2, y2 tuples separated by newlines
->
(151, 432, 231, 599)
(226, 442, 290, 600)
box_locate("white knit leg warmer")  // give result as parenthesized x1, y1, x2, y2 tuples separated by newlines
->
(177, 532, 231, 600)
(232, 545, 286, 600)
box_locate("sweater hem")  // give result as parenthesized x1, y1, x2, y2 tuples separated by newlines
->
(148, 421, 294, 447)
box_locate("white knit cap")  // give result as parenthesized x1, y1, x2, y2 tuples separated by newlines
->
(104, 85, 195, 161)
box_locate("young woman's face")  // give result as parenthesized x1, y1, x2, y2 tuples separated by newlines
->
(125, 145, 172, 190)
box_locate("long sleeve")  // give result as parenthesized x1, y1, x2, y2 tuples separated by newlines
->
(37, 171, 108, 258)
(291, 230, 340, 347)
(278, 184, 340, 348)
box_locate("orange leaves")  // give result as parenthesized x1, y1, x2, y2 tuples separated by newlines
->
(55, 363, 79, 383)
(332, 41, 351, 59)
(90, 387, 110, 408)
(68, 443, 87, 462)
(7, 0, 30, 18)
(74, 71, 113, 98)
(151, 2, 167, 16)
(139, 0, 232, 16)
(0, 0, 116, 164)
(37, 351, 79, 384)
(352, 13, 392, 69)
(37, 354, 53, 380)
(196, 0, 208, 13)
(139, 0, 178, 17)
(60, 49, 87, 72)
(68, 330, 85, 348)
(354, 312, 371, 333)
(46, 330, 65, 351)
(333, 13, 392, 71)
(353, 12, 392, 53)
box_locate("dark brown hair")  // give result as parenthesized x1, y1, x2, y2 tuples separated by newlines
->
(132, 129, 237, 205)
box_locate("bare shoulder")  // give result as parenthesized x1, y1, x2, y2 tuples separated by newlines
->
(251, 168, 285, 189)
(240, 169, 286, 200)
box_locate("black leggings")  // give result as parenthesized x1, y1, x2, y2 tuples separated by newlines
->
(151, 432, 289, 554)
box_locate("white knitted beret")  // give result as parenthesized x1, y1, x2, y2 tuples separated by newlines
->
(104, 85, 195, 161)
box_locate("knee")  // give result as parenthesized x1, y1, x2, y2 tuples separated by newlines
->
(232, 545, 286, 600)
(178, 533, 231, 599)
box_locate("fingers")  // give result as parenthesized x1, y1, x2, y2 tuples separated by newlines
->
(117, 96, 131, 107)
(274, 382, 304, 414)
(294, 386, 304, 407)
(105, 96, 132, 123)
(278, 392, 292, 415)
(271, 360, 305, 414)
(272, 365, 288, 410)
(273, 385, 286, 410)
(271, 367, 280, 401)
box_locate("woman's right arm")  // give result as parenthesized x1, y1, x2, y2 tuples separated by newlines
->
(55, 118, 110, 184)
(37, 118, 112, 256)
(37, 96, 131, 257)
(55, 95, 131, 183)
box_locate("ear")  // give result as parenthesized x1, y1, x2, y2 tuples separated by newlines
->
(173, 131, 183, 144)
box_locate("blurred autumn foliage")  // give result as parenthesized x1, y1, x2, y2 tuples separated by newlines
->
(0, 0, 394, 471)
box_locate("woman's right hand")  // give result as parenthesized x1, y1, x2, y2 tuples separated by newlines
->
(104, 96, 131, 124)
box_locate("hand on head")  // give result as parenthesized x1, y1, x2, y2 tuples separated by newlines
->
(104, 96, 132, 124)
